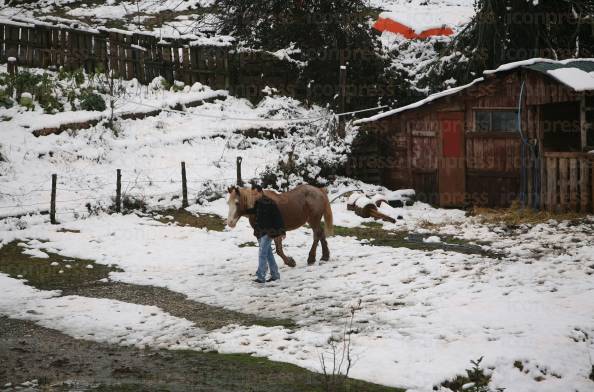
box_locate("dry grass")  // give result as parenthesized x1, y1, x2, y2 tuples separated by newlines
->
(333, 225, 498, 257)
(154, 209, 226, 231)
(470, 201, 589, 226)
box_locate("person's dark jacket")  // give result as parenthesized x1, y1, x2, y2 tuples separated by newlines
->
(246, 195, 285, 239)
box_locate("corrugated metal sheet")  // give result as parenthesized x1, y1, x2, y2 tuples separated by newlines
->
(523, 60, 594, 74)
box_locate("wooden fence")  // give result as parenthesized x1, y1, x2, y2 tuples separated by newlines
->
(542, 152, 593, 213)
(0, 18, 232, 90)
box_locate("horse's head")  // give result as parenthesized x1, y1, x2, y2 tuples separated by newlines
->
(226, 186, 258, 228)
(226, 186, 241, 228)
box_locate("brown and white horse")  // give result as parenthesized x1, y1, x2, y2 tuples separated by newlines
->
(226, 184, 333, 267)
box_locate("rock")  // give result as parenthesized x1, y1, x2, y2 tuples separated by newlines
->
(388, 199, 404, 208)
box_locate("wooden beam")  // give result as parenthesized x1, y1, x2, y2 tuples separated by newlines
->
(581, 93, 587, 151)
(591, 158, 594, 214)
(569, 158, 578, 212)
(559, 158, 568, 212)
(546, 157, 557, 212)
(579, 158, 589, 213)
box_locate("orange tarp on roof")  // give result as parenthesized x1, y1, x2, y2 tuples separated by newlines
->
(373, 17, 417, 39)
(417, 26, 454, 39)
(373, 17, 454, 39)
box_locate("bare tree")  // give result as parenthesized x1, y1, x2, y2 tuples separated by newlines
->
(319, 299, 361, 392)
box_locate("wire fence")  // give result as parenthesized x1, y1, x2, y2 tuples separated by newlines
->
(0, 159, 254, 222)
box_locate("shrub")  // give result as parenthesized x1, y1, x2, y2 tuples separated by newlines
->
(37, 74, 63, 113)
(0, 71, 63, 113)
(80, 91, 106, 112)
(0, 92, 13, 109)
(19, 92, 34, 110)
(72, 68, 85, 86)
(39, 95, 63, 114)
(440, 357, 493, 392)
(11, 71, 42, 97)
(261, 151, 345, 190)
(171, 80, 185, 92)
(58, 67, 85, 85)
(121, 195, 148, 213)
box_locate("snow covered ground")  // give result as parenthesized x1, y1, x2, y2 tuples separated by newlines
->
(2, 79, 594, 392)
(0, 67, 330, 217)
(3, 2, 592, 391)
(1, 198, 593, 392)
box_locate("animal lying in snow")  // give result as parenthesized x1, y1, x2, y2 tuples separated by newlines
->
(347, 193, 396, 223)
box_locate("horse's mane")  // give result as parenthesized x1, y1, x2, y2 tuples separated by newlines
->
(238, 188, 258, 213)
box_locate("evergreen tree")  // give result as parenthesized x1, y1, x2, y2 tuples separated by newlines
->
(465, 0, 594, 68)
(214, 0, 393, 109)
(420, 0, 594, 91)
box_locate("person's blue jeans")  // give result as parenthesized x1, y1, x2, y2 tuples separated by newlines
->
(256, 235, 280, 282)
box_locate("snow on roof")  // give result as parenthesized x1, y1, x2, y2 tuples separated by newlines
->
(354, 77, 484, 124)
(0, 17, 34, 28)
(546, 68, 594, 92)
(356, 58, 594, 124)
(482, 57, 594, 75)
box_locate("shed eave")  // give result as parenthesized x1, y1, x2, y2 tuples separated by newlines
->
(354, 77, 484, 125)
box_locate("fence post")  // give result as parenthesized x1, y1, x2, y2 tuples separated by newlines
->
(236, 156, 243, 187)
(181, 161, 188, 208)
(116, 169, 122, 213)
(50, 174, 57, 224)
(7, 57, 18, 75)
(339, 64, 347, 114)
(338, 58, 348, 138)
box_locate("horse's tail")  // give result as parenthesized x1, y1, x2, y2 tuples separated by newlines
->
(321, 188, 334, 236)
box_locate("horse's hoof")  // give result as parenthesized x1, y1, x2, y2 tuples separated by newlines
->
(285, 258, 296, 268)
(307, 259, 316, 266)
(321, 255, 330, 261)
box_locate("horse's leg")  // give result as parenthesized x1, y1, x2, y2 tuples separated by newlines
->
(307, 223, 321, 265)
(320, 229, 330, 261)
(274, 237, 296, 268)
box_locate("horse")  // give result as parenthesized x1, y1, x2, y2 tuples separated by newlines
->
(226, 184, 334, 267)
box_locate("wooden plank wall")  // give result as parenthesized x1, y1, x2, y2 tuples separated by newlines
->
(465, 133, 522, 207)
(408, 113, 439, 204)
(543, 152, 593, 213)
(0, 20, 232, 91)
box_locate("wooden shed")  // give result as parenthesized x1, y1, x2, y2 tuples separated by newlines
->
(351, 58, 594, 212)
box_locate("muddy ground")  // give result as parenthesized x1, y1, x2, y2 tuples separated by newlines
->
(0, 316, 399, 392)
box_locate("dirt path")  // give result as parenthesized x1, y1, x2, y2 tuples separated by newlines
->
(0, 241, 293, 330)
(62, 282, 293, 330)
(0, 317, 399, 392)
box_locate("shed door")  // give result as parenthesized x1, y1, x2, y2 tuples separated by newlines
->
(438, 112, 465, 207)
